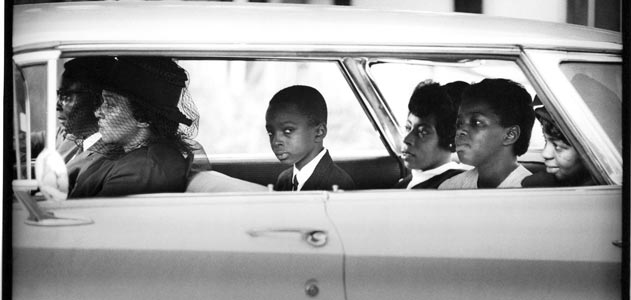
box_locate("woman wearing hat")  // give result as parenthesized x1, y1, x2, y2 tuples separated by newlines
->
(69, 57, 198, 198)
(522, 104, 594, 187)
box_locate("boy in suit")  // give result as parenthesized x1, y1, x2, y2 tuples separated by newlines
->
(265, 85, 355, 191)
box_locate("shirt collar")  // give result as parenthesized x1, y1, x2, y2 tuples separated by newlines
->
(82, 132, 102, 151)
(293, 148, 327, 191)
(407, 161, 465, 189)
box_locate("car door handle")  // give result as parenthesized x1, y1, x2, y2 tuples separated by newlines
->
(612, 240, 624, 248)
(246, 228, 328, 248)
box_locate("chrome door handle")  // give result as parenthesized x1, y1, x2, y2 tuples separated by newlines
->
(247, 228, 328, 247)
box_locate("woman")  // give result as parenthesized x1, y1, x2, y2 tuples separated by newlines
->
(394, 80, 468, 189)
(439, 78, 535, 189)
(522, 106, 594, 187)
(69, 57, 198, 197)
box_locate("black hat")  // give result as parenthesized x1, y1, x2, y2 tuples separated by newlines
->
(63, 57, 116, 85)
(105, 57, 192, 126)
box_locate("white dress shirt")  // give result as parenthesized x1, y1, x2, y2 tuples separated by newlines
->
(292, 148, 327, 191)
(407, 161, 469, 189)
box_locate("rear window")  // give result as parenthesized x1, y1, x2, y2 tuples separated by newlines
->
(559, 62, 621, 152)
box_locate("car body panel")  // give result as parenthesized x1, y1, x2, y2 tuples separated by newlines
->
(327, 186, 621, 299)
(13, 2, 621, 54)
(13, 193, 346, 300)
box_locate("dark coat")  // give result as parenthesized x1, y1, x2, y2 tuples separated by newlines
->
(275, 151, 355, 191)
(521, 171, 595, 187)
(69, 142, 189, 198)
(393, 169, 464, 189)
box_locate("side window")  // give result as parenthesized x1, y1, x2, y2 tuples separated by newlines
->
(559, 62, 621, 152)
(13, 63, 48, 180)
(179, 59, 387, 158)
(368, 59, 545, 153)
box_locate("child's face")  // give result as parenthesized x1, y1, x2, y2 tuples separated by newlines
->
(265, 104, 322, 169)
(455, 100, 508, 167)
(541, 134, 585, 181)
(401, 113, 447, 170)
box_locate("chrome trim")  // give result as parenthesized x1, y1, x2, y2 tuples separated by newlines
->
(341, 57, 400, 157)
(16, 43, 524, 57)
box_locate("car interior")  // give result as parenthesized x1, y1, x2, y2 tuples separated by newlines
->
(13, 55, 599, 196)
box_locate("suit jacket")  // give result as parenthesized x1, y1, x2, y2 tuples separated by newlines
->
(69, 141, 189, 198)
(275, 151, 355, 191)
(393, 169, 464, 189)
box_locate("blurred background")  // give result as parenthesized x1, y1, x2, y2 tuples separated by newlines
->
(13, 0, 622, 32)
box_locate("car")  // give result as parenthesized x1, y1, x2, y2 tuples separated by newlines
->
(10, 2, 623, 300)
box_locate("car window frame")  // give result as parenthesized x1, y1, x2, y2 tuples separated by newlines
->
(521, 49, 622, 185)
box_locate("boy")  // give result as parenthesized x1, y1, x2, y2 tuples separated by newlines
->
(439, 78, 535, 189)
(265, 85, 355, 191)
(394, 80, 468, 189)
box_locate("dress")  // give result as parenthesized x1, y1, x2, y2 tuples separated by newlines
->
(438, 164, 531, 189)
(275, 151, 355, 191)
(69, 141, 190, 198)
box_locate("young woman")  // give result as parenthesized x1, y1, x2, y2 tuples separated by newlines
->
(394, 80, 467, 189)
(522, 106, 594, 187)
(439, 78, 535, 189)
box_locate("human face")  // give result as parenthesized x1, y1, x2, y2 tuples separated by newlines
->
(454, 100, 507, 167)
(265, 105, 321, 170)
(401, 113, 448, 170)
(57, 81, 95, 128)
(541, 134, 585, 181)
(95, 90, 141, 145)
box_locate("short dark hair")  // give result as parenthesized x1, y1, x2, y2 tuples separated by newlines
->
(462, 78, 535, 156)
(408, 80, 458, 151)
(535, 106, 568, 144)
(442, 81, 470, 108)
(268, 85, 327, 126)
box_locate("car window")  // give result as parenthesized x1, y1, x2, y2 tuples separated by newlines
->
(368, 59, 545, 151)
(178, 59, 387, 159)
(13, 63, 48, 180)
(559, 62, 621, 152)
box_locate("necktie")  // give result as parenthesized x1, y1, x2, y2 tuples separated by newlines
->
(292, 174, 299, 191)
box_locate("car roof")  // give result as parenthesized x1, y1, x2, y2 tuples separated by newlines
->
(13, 1, 621, 54)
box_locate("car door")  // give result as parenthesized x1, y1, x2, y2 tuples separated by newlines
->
(11, 54, 346, 300)
(12, 193, 345, 300)
(328, 51, 622, 299)
(327, 187, 621, 300)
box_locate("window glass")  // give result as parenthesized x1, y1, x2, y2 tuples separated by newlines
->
(368, 59, 544, 151)
(13, 63, 48, 180)
(179, 59, 387, 158)
(559, 62, 621, 152)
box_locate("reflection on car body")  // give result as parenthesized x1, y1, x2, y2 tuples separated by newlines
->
(11, 2, 622, 300)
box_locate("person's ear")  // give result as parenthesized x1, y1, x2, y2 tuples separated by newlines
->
(315, 123, 327, 142)
(503, 125, 520, 146)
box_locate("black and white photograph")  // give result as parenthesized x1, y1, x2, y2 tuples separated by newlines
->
(5, 0, 628, 299)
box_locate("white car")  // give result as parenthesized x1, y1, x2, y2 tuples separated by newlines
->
(11, 2, 623, 300)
